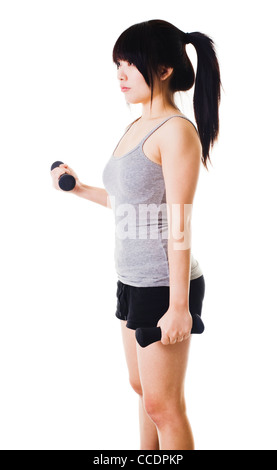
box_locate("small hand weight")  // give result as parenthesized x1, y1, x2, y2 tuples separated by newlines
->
(50, 161, 76, 191)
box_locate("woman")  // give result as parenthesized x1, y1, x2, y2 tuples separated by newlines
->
(51, 19, 221, 450)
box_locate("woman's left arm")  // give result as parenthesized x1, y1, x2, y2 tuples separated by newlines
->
(157, 118, 202, 345)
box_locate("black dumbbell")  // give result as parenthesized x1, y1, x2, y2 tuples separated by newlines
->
(135, 313, 205, 348)
(50, 161, 76, 191)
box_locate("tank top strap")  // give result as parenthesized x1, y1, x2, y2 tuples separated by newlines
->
(140, 114, 199, 146)
(125, 117, 141, 132)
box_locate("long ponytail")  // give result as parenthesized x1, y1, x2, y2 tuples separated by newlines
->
(183, 31, 222, 170)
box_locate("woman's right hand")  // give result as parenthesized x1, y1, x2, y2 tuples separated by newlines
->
(50, 163, 82, 193)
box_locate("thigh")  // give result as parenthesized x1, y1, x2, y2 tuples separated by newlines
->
(137, 336, 191, 405)
(120, 320, 142, 394)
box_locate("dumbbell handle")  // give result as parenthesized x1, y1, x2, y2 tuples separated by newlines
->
(50, 161, 76, 191)
(135, 313, 205, 348)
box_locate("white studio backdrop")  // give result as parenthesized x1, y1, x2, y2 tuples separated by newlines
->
(0, 0, 276, 451)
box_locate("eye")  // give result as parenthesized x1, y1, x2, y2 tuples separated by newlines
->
(116, 60, 133, 69)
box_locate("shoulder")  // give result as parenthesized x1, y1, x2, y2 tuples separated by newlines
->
(159, 116, 202, 173)
(159, 116, 201, 154)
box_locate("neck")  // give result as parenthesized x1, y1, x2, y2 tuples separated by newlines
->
(140, 94, 181, 121)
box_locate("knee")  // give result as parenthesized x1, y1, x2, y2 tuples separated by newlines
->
(129, 377, 143, 396)
(143, 395, 185, 428)
(143, 396, 167, 425)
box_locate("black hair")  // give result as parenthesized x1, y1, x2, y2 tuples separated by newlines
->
(112, 19, 222, 170)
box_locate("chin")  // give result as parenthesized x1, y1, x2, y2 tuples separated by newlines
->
(125, 93, 146, 105)
(125, 97, 140, 105)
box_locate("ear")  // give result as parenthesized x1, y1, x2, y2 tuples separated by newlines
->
(159, 65, 174, 81)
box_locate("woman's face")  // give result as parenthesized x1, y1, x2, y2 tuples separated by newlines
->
(116, 60, 153, 105)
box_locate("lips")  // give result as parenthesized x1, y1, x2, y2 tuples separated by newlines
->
(121, 87, 130, 91)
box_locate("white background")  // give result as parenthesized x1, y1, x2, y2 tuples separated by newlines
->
(0, 0, 276, 451)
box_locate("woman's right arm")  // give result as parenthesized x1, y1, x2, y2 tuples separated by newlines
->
(50, 163, 111, 209)
(73, 183, 111, 208)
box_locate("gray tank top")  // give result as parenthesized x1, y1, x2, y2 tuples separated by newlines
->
(102, 114, 203, 287)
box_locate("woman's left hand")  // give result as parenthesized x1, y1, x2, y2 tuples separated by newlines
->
(157, 306, 193, 346)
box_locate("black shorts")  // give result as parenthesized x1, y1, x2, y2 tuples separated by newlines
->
(115, 275, 205, 330)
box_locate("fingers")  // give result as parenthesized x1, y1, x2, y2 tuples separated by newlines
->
(160, 332, 190, 346)
(50, 163, 71, 190)
(51, 163, 70, 176)
(60, 163, 72, 173)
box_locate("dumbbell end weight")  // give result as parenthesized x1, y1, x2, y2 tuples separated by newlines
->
(136, 327, 162, 348)
(51, 161, 64, 171)
(50, 161, 76, 191)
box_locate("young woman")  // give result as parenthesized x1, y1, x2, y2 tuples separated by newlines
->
(51, 19, 221, 450)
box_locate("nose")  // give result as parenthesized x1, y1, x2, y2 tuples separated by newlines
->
(117, 64, 128, 81)
(118, 70, 127, 82)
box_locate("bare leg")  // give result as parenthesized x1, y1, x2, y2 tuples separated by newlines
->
(139, 395, 160, 450)
(137, 336, 194, 450)
(155, 395, 194, 450)
(120, 320, 160, 450)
